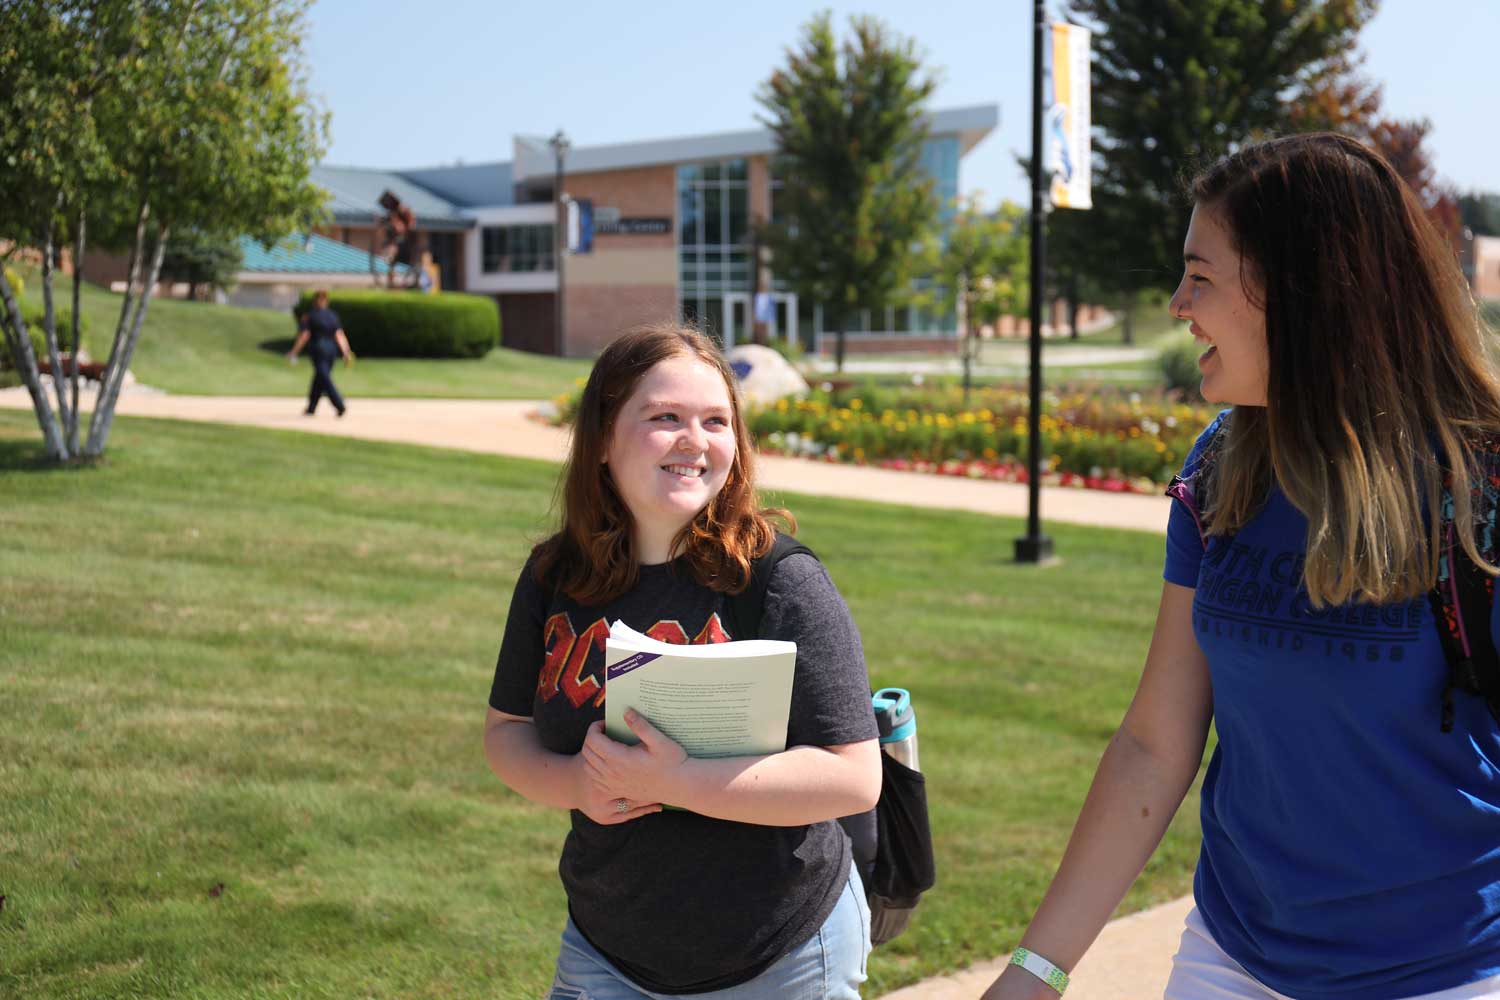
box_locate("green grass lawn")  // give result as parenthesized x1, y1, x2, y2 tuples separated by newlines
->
(9, 268, 591, 399)
(815, 311, 1181, 393)
(1027, 306, 1180, 351)
(0, 400, 1204, 998)
(8, 266, 1189, 400)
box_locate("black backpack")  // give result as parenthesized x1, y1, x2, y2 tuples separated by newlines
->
(1167, 420, 1500, 733)
(721, 532, 937, 946)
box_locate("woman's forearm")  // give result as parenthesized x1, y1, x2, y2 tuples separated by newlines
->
(664, 741, 881, 826)
(1015, 724, 1205, 971)
(483, 717, 582, 811)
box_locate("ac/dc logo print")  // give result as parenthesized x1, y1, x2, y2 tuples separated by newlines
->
(537, 613, 732, 708)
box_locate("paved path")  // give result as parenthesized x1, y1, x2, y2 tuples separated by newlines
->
(884, 896, 1193, 1000)
(0, 387, 1190, 997)
(0, 390, 1172, 536)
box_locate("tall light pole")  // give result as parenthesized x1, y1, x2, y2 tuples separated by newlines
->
(1015, 0, 1054, 564)
(549, 128, 570, 357)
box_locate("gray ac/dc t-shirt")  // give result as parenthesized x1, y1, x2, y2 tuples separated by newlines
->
(490, 548, 876, 994)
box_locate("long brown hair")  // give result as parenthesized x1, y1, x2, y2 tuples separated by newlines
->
(532, 322, 793, 605)
(1192, 132, 1500, 606)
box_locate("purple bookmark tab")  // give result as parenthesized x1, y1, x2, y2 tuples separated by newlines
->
(607, 651, 661, 680)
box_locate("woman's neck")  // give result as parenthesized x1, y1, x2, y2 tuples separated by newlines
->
(634, 521, 683, 566)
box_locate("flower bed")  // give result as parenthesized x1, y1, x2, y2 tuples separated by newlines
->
(547, 382, 1221, 492)
(751, 385, 1219, 487)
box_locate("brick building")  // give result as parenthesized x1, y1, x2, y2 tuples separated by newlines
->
(309, 104, 998, 356)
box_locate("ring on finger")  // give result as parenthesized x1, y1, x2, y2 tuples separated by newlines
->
(615, 798, 629, 814)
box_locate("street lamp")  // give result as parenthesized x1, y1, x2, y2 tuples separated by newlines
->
(548, 128, 571, 357)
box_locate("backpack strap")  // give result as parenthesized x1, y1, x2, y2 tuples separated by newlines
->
(720, 532, 817, 640)
(1164, 416, 1231, 547)
(1429, 434, 1500, 732)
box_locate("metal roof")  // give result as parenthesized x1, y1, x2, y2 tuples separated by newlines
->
(509, 103, 999, 183)
(310, 165, 472, 229)
(378, 102, 1000, 203)
(398, 161, 515, 208)
(238, 233, 410, 275)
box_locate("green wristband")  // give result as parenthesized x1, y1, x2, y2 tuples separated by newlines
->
(1010, 946, 1069, 994)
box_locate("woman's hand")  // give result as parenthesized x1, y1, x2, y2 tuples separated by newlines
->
(573, 749, 663, 825)
(580, 711, 688, 807)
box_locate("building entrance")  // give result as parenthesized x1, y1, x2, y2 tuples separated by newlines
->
(722, 292, 798, 349)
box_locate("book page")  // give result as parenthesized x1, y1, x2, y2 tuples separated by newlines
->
(604, 623, 796, 759)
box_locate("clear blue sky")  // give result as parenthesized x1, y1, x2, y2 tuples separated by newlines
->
(307, 0, 1499, 207)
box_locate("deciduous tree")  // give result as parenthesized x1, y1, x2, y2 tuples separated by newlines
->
(756, 13, 940, 372)
(1056, 0, 1377, 303)
(0, 0, 328, 460)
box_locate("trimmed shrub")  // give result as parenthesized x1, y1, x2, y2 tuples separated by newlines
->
(294, 290, 500, 358)
(1156, 331, 1203, 397)
(1, 306, 92, 371)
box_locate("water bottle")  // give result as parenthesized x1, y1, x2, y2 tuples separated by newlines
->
(873, 687, 919, 771)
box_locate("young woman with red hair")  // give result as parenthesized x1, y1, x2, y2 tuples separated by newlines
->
(484, 323, 880, 999)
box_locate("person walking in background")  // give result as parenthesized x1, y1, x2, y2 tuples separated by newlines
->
(484, 322, 880, 998)
(985, 132, 1500, 1000)
(286, 289, 353, 417)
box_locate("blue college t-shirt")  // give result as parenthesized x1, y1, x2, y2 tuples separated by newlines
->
(1165, 413, 1500, 999)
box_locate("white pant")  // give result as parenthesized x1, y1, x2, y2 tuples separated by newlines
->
(1164, 907, 1500, 1000)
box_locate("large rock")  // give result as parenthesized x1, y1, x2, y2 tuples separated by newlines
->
(724, 344, 809, 407)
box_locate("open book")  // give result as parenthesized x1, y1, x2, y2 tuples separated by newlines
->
(604, 620, 796, 759)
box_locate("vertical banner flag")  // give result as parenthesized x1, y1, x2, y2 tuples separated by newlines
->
(568, 198, 594, 254)
(1047, 22, 1092, 210)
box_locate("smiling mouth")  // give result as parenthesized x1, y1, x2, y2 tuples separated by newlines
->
(1189, 325, 1216, 367)
(662, 464, 706, 478)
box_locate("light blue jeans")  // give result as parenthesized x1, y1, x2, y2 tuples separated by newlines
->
(546, 862, 870, 999)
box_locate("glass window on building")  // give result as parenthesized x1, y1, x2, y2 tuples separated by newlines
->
(481, 224, 555, 273)
(678, 157, 751, 336)
(702, 298, 724, 344)
(920, 136, 962, 223)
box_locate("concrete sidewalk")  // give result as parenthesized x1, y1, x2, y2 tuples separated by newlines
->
(883, 896, 1193, 1000)
(0, 390, 1172, 536)
(0, 387, 1190, 997)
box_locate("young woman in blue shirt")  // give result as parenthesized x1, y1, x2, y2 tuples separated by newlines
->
(987, 133, 1500, 1000)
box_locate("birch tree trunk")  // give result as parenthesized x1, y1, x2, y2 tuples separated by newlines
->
(68, 213, 86, 454)
(41, 218, 74, 440)
(0, 268, 68, 460)
(83, 202, 149, 456)
(85, 220, 168, 457)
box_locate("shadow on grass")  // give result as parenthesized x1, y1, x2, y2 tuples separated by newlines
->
(0, 435, 106, 474)
(258, 337, 296, 354)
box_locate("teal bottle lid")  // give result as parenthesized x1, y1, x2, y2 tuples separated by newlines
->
(872, 687, 916, 743)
